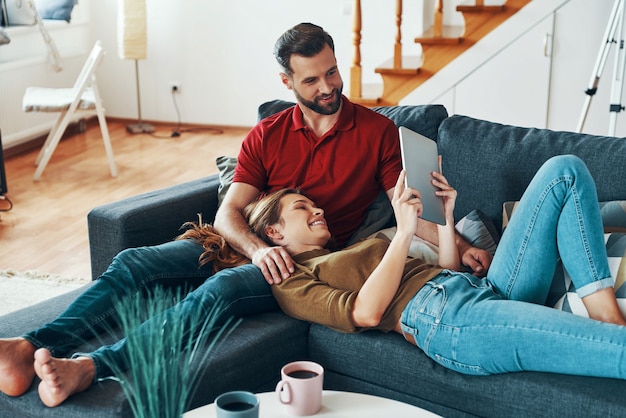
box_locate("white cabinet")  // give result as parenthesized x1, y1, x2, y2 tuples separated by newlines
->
(453, 13, 554, 128)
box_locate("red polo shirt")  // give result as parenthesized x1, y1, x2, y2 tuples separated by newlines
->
(234, 96, 402, 248)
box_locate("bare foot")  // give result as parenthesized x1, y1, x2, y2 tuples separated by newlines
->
(34, 348, 95, 407)
(0, 338, 37, 396)
(583, 288, 626, 326)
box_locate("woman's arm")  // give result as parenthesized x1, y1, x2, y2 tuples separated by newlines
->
(352, 171, 420, 328)
(432, 169, 461, 271)
(353, 165, 462, 328)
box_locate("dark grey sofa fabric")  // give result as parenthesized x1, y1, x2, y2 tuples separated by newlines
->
(439, 115, 626, 233)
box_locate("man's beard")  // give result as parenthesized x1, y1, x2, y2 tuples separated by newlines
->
(294, 84, 343, 115)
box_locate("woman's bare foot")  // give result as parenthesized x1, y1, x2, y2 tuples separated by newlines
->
(0, 338, 37, 396)
(583, 287, 626, 326)
(34, 348, 95, 407)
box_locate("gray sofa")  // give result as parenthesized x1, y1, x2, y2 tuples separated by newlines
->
(2, 102, 626, 417)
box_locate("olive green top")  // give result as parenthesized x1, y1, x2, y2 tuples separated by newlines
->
(271, 238, 443, 333)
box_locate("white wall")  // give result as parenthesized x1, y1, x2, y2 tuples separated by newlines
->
(2, 0, 621, 142)
(90, 0, 424, 128)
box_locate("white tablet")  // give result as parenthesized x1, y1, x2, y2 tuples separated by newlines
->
(398, 126, 446, 225)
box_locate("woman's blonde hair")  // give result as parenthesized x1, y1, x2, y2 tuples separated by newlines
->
(176, 188, 304, 273)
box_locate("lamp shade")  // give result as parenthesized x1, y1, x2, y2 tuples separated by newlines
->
(118, 0, 147, 60)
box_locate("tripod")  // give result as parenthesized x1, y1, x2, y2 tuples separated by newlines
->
(577, 0, 626, 136)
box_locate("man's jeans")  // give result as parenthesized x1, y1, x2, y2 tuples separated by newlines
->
(401, 155, 626, 379)
(24, 240, 276, 379)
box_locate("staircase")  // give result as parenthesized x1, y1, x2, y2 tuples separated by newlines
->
(349, 0, 533, 106)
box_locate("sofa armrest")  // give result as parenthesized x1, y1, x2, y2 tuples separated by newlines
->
(87, 175, 221, 280)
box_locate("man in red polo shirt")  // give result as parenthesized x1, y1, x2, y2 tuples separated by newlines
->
(215, 22, 492, 284)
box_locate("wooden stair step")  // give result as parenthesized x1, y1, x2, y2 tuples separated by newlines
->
(375, 55, 423, 76)
(456, 0, 506, 13)
(414, 25, 465, 45)
(457, 4, 506, 13)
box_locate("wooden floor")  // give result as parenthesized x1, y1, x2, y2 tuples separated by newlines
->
(0, 119, 249, 279)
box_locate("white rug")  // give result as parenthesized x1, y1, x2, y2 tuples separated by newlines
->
(0, 269, 90, 316)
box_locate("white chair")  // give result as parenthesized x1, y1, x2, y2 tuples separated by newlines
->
(23, 40, 117, 181)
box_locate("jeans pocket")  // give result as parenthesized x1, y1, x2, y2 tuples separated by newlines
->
(401, 280, 448, 352)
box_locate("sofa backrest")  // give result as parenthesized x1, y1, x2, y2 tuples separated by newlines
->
(257, 99, 448, 141)
(438, 115, 626, 232)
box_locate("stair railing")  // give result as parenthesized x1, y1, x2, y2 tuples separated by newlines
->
(350, 0, 405, 100)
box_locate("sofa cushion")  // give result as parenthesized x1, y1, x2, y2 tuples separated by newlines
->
(438, 115, 626, 233)
(309, 324, 626, 417)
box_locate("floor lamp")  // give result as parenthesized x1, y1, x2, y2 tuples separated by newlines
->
(118, 0, 154, 134)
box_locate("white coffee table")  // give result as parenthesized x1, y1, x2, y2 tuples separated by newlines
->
(183, 390, 441, 417)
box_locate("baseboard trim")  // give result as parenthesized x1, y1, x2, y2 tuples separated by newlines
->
(3, 117, 95, 159)
(4, 117, 251, 159)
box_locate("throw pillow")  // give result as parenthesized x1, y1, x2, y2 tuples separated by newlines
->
(454, 208, 499, 255)
(216, 156, 237, 206)
(372, 227, 439, 265)
(369, 209, 500, 265)
(550, 233, 626, 317)
(599, 200, 626, 232)
(35, 0, 76, 22)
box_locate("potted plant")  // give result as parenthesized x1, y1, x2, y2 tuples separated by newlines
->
(101, 286, 238, 418)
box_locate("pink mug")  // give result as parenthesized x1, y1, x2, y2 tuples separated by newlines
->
(275, 361, 324, 416)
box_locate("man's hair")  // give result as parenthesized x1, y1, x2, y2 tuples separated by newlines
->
(274, 22, 335, 76)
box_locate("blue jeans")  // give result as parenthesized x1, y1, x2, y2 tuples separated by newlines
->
(23, 240, 276, 379)
(401, 155, 626, 378)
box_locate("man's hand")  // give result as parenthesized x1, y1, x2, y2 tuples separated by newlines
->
(460, 246, 492, 277)
(251, 246, 295, 285)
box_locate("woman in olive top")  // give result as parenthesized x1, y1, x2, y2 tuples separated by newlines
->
(245, 155, 626, 379)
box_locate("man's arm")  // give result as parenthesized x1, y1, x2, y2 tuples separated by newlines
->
(384, 188, 492, 276)
(214, 182, 294, 284)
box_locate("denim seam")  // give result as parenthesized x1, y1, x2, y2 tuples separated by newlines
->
(504, 177, 559, 298)
(460, 323, 626, 347)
